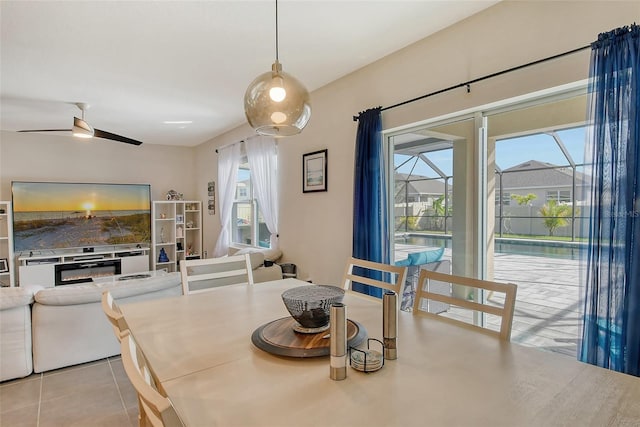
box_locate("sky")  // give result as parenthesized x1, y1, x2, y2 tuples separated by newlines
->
(13, 182, 151, 212)
(395, 127, 587, 178)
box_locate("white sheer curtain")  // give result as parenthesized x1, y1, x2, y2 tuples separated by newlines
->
(213, 143, 241, 257)
(245, 135, 279, 249)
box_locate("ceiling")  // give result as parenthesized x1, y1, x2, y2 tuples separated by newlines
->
(0, 1, 498, 147)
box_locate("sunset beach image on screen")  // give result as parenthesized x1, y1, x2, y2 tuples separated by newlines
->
(11, 182, 151, 252)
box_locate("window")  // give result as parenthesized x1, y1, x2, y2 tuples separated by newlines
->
(230, 157, 271, 248)
(237, 186, 248, 199)
(546, 190, 572, 203)
(495, 192, 511, 206)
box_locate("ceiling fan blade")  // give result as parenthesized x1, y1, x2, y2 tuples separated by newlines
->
(18, 129, 71, 132)
(93, 128, 143, 146)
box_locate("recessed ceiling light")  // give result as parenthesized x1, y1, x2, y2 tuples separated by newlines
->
(163, 120, 193, 124)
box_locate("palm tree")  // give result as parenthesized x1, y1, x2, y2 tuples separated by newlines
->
(432, 195, 448, 231)
(511, 193, 537, 206)
(539, 200, 573, 236)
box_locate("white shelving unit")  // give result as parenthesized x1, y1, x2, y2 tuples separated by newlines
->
(151, 200, 202, 273)
(0, 201, 15, 287)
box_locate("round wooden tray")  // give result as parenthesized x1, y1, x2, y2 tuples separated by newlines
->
(251, 317, 367, 358)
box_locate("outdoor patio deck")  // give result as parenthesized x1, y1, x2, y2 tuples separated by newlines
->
(396, 245, 582, 358)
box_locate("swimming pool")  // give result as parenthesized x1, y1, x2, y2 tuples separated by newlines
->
(395, 234, 586, 261)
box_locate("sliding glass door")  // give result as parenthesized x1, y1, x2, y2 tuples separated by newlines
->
(485, 92, 587, 356)
(388, 115, 483, 313)
(387, 86, 588, 357)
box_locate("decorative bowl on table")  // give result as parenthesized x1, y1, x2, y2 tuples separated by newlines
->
(281, 285, 345, 333)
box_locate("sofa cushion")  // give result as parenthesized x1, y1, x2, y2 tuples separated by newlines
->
(233, 246, 283, 263)
(1, 304, 33, 381)
(407, 247, 445, 265)
(0, 287, 35, 310)
(34, 272, 181, 306)
(395, 258, 412, 267)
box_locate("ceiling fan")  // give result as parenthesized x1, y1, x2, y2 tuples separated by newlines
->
(18, 103, 143, 146)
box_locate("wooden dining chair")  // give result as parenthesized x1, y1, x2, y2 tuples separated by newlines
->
(180, 254, 254, 295)
(101, 290, 128, 342)
(342, 257, 408, 296)
(120, 330, 183, 427)
(413, 269, 517, 341)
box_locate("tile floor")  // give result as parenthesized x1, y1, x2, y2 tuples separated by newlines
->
(0, 356, 138, 427)
(396, 244, 582, 358)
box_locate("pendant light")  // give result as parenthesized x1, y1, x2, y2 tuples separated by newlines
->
(244, 0, 311, 137)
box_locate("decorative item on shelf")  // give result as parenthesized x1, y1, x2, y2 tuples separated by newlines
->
(176, 214, 184, 224)
(208, 180, 216, 215)
(186, 220, 194, 229)
(176, 226, 184, 238)
(349, 339, 385, 373)
(243, 0, 311, 137)
(160, 213, 166, 219)
(330, 303, 347, 381)
(186, 244, 193, 256)
(166, 189, 183, 200)
(383, 291, 398, 360)
(0, 208, 5, 214)
(176, 242, 183, 251)
(158, 248, 169, 263)
(0, 258, 8, 273)
(160, 227, 165, 243)
(281, 285, 345, 333)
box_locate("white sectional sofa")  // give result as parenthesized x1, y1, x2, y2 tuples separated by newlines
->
(0, 247, 286, 381)
(0, 287, 34, 382)
(31, 271, 182, 373)
(227, 246, 283, 282)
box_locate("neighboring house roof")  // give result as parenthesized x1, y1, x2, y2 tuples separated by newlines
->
(395, 160, 590, 201)
(395, 173, 446, 196)
(498, 160, 589, 190)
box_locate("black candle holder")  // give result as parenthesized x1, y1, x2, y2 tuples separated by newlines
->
(349, 338, 384, 373)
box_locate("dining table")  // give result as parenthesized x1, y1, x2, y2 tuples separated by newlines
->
(119, 278, 640, 426)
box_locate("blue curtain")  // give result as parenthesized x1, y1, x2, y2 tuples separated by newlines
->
(580, 24, 640, 376)
(352, 107, 390, 297)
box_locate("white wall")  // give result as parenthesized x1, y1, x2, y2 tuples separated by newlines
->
(195, 1, 638, 286)
(0, 131, 197, 201)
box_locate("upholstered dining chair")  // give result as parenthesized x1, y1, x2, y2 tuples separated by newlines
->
(101, 290, 128, 342)
(120, 330, 183, 427)
(180, 254, 254, 295)
(342, 257, 408, 296)
(413, 269, 517, 341)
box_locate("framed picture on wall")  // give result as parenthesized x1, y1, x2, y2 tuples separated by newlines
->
(0, 258, 8, 273)
(302, 149, 328, 193)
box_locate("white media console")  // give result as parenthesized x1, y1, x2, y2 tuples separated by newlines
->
(16, 246, 151, 289)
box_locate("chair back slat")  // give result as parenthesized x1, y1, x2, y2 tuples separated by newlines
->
(120, 331, 183, 427)
(413, 269, 517, 341)
(342, 257, 407, 296)
(100, 290, 128, 342)
(180, 254, 254, 295)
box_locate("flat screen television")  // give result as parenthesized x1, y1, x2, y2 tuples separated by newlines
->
(11, 181, 151, 253)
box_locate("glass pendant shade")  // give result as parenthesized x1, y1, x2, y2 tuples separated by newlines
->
(244, 61, 311, 137)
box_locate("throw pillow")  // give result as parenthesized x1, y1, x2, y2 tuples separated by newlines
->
(394, 258, 412, 267)
(407, 247, 445, 265)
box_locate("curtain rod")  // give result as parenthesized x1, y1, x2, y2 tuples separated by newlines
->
(214, 139, 245, 154)
(352, 44, 591, 121)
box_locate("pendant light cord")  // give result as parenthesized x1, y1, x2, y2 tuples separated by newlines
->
(275, 0, 279, 62)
